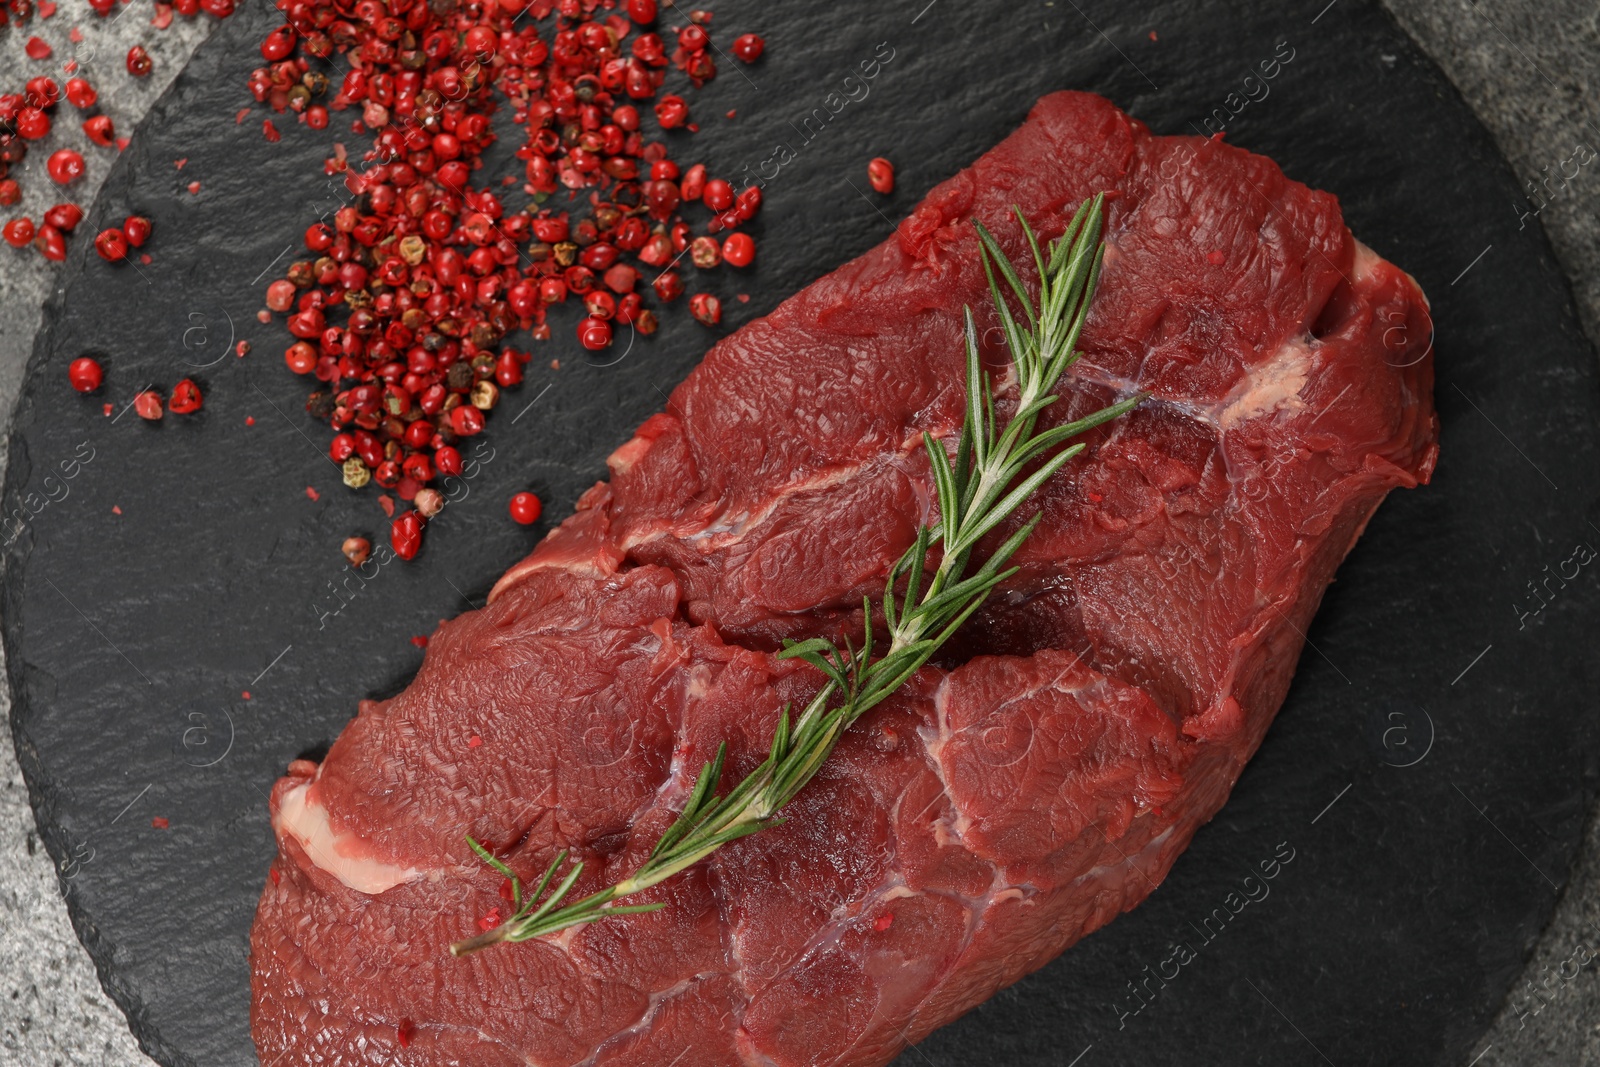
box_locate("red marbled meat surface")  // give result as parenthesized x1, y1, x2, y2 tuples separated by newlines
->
(251, 91, 1437, 1066)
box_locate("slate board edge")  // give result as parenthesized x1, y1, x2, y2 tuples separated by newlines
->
(3, 1, 1596, 1064)
(0, 23, 232, 1067)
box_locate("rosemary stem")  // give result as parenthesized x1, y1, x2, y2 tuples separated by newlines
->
(449, 193, 1135, 959)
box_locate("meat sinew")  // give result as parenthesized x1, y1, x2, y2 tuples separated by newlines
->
(251, 91, 1437, 1065)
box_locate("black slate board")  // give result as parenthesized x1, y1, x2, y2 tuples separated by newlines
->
(7, 1, 1599, 1065)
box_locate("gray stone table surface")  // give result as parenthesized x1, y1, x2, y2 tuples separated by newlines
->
(1, 1, 1595, 1065)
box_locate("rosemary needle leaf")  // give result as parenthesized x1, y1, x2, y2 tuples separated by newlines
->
(976, 220, 1037, 332)
(466, 835, 517, 883)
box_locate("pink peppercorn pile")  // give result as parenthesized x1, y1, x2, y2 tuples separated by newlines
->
(250, 0, 768, 558)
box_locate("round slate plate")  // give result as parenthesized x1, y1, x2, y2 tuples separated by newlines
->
(7, 1, 1599, 1065)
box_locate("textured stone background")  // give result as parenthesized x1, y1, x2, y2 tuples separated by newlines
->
(1, 1, 1595, 1064)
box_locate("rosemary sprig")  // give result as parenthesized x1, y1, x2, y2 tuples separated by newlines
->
(450, 192, 1142, 958)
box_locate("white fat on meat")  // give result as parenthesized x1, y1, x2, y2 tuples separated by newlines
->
(1216, 337, 1312, 431)
(275, 780, 424, 895)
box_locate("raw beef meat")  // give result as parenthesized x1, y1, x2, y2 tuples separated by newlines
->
(251, 91, 1437, 1066)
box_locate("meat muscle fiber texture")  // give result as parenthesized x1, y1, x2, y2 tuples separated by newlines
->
(251, 91, 1437, 1066)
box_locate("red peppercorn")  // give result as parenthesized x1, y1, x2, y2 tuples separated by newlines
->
(0, 182, 19, 208)
(579, 242, 618, 272)
(342, 537, 371, 565)
(603, 263, 638, 293)
(2, 218, 35, 248)
(83, 115, 115, 147)
(45, 204, 84, 233)
(613, 292, 642, 325)
(25, 36, 52, 60)
(390, 511, 423, 560)
(47, 149, 86, 186)
(735, 186, 763, 221)
(494, 351, 524, 387)
(329, 433, 355, 461)
(732, 33, 765, 62)
(168, 378, 203, 414)
(585, 290, 616, 319)
(627, 0, 656, 22)
(722, 232, 754, 268)
(134, 389, 164, 420)
(539, 277, 567, 305)
(867, 157, 895, 195)
(652, 270, 683, 302)
(449, 404, 484, 436)
(94, 227, 129, 261)
(123, 215, 152, 247)
(35, 225, 66, 262)
(577, 316, 612, 350)
(689, 235, 720, 269)
(265, 279, 295, 312)
(678, 24, 709, 52)
(64, 78, 98, 109)
(262, 25, 295, 61)
(284, 341, 317, 374)
(655, 95, 688, 129)
(434, 445, 462, 476)
(702, 178, 734, 213)
(645, 178, 680, 218)
(24, 77, 60, 109)
(508, 491, 542, 525)
(15, 107, 50, 141)
(680, 163, 706, 201)
(401, 453, 433, 483)
(689, 292, 721, 325)
(127, 45, 153, 78)
(68, 356, 103, 393)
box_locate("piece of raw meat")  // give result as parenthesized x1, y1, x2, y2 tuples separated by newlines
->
(251, 90, 1437, 1066)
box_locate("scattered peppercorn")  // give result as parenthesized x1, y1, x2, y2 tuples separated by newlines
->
(2, 218, 34, 248)
(689, 292, 721, 325)
(868, 157, 895, 195)
(94, 227, 128, 261)
(390, 510, 422, 560)
(45, 204, 83, 232)
(126, 45, 152, 77)
(722, 232, 754, 267)
(82, 114, 115, 147)
(341, 536, 370, 565)
(123, 215, 152, 246)
(509, 491, 542, 525)
(731, 33, 765, 62)
(63, 77, 97, 109)
(68, 356, 103, 393)
(577, 316, 613, 350)
(45, 148, 85, 185)
(134, 389, 163, 420)
(14, 107, 50, 140)
(34, 223, 64, 260)
(168, 378, 203, 413)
